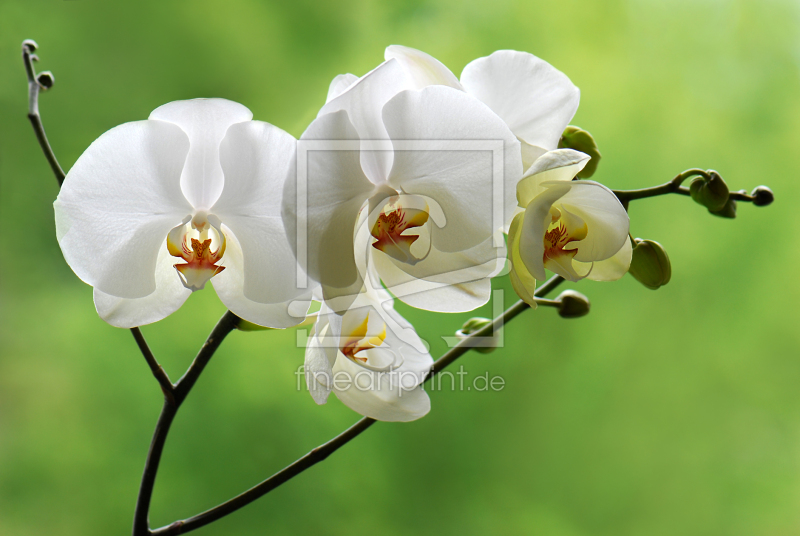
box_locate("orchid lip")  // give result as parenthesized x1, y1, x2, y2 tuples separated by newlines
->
(167, 213, 227, 292)
(368, 195, 431, 266)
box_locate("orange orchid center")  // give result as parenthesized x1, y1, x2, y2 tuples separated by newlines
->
(370, 202, 430, 265)
(167, 214, 226, 291)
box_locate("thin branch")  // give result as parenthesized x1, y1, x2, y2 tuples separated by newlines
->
(22, 40, 65, 185)
(150, 275, 566, 536)
(133, 311, 241, 536)
(613, 168, 707, 202)
(131, 328, 175, 401)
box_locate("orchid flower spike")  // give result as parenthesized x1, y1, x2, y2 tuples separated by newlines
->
(55, 99, 312, 328)
(283, 57, 522, 314)
(508, 149, 632, 305)
(304, 285, 433, 422)
(383, 45, 580, 172)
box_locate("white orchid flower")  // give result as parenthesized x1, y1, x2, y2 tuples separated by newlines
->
(55, 98, 312, 328)
(507, 149, 631, 304)
(383, 45, 580, 171)
(283, 59, 521, 313)
(304, 285, 433, 422)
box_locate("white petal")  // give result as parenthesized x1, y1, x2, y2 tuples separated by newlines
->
(149, 99, 253, 210)
(305, 321, 337, 405)
(517, 149, 589, 207)
(586, 236, 633, 282)
(326, 73, 359, 103)
(460, 50, 580, 150)
(317, 59, 412, 183)
(284, 110, 375, 295)
(507, 212, 537, 307)
(558, 180, 630, 263)
(371, 235, 504, 312)
(384, 45, 463, 90)
(520, 140, 547, 173)
(55, 120, 192, 299)
(214, 120, 309, 304)
(382, 86, 522, 252)
(518, 181, 573, 281)
(212, 228, 311, 328)
(93, 241, 191, 328)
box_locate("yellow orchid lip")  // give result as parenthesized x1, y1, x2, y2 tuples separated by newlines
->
(167, 214, 227, 292)
(541, 207, 588, 280)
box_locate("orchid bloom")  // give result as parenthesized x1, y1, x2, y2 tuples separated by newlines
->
(283, 58, 522, 313)
(55, 99, 311, 328)
(508, 149, 632, 305)
(383, 45, 580, 171)
(304, 285, 433, 422)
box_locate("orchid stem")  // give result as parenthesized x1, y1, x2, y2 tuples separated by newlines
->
(131, 328, 175, 401)
(613, 168, 762, 204)
(22, 40, 65, 186)
(132, 310, 240, 536)
(149, 275, 566, 536)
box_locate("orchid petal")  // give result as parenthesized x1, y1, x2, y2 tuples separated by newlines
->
(283, 110, 375, 298)
(93, 241, 191, 328)
(460, 50, 580, 150)
(149, 99, 253, 210)
(517, 149, 589, 207)
(518, 181, 572, 281)
(317, 59, 412, 183)
(507, 212, 537, 307)
(383, 86, 522, 252)
(214, 120, 310, 304)
(557, 180, 630, 263)
(212, 228, 311, 328)
(586, 236, 633, 282)
(326, 73, 359, 103)
(384, 45, 463, 90)
(55, 120, 192, 299)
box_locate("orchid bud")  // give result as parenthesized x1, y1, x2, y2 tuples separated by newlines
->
(456, 317, 497, 353)
(557, 126, 601, 178)
(37, 71, 54, 90)
(751, 185, 774, 207)
(689, 172, 729, 212)
(556, 290, 590, 318)
(709, 198, 737, 219)
(629, 238, 671, 290)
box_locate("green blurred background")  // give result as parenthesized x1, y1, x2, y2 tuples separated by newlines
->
(1, 0, 798, 534)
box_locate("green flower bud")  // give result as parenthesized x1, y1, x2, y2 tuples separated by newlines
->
(456, 317, 497, 354)
(558, 126, 601, 178)
(628, 238, 671, 290)
(556, 290, 590, 318)
(751, 185, 774, 207)
(689, 171, 729, 212)
(709, 198, 737, 219)
(22, 39, 38, 53)
(37, 71, 54, 90)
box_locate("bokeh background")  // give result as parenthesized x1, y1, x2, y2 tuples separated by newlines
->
(1, 0, 799, 534)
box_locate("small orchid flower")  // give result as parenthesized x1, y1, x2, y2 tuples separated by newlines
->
(284, 60, 521, 313)
(383, 45, 580, 171)
(304, 285, 433, 422)
(55, 99, 311, 328)
(508, 149, 631, 304)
